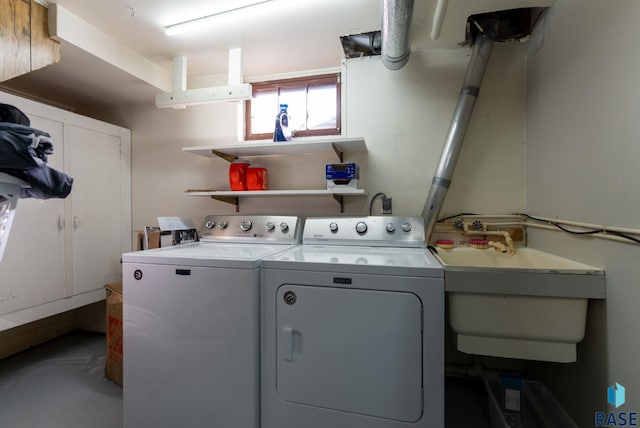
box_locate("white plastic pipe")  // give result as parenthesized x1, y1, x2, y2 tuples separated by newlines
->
(172, 56, 187, 91)
(523, 215, 640, 236)
(430, 0, 449, 40)
(523, 223, 640, 245)
(227, 48, 243, 86)
(170, 56, 188, 109)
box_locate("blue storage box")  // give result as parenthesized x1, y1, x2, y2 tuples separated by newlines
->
(326, 163, 359, 190)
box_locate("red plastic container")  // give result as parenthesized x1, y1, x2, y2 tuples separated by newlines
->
(246, 164, 268, 190)
(229, 159, 250, 191)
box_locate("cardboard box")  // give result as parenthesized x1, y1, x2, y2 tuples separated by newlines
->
(105, 282, 123, 386)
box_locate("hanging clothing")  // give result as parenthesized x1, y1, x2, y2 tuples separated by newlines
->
(0, 103, 30, 126)
(0, 104, 73, 199)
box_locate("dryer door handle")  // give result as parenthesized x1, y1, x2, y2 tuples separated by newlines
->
(282, 325, 294, 361)
(282, 325, 297, 361)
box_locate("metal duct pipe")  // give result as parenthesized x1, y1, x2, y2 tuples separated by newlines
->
(381, 0, 414, 70)
(422, 34, 494, 239)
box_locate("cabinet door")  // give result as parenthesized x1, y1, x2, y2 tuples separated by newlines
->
(0, 116, 66, 315)
(67, 124, 124, 294)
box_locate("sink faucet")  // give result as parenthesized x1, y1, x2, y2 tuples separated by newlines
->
(487, 241, 508, 253)
(462, 222, 516, 254)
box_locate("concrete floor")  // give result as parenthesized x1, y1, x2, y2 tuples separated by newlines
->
(0, 331, 122, 428)
(0, 331, 494, 428)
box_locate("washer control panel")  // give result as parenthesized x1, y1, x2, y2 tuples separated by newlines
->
(303, 216, 426, 247)
(199, 215, 301, 243)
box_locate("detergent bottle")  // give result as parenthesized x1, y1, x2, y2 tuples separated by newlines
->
(273, 104, 291, 142)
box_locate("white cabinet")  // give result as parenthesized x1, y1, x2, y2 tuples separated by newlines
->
(0, 116, 67, 318)
(182, 137, 368, 211)
(67, 124, 126, 295)
(0, 92, 131, 330)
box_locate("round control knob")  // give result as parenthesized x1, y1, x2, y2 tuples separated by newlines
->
(355, 221, 368, 234)
(204, 220, 216, 229)
(329, 222, 339, 233)
(386, 223, 396, 233)
(280, 222, 289, 233)
(265, 222, 275, 231)
(240, 219, 253, 231)
(217, 221, 228, 229)
(401, 222, 412, 232)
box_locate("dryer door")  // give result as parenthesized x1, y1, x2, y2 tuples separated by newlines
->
(276, 284, 423, 422)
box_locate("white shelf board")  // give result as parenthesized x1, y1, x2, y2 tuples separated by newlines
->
(185, 189, 367, 197)
(182, 136, 366, 159)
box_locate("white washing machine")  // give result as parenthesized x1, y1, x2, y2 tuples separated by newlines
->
(260, 216, 444, 428)
(122, 215, 301, 428)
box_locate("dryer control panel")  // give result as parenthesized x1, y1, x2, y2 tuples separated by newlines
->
(303, 216, 426, 247)
(199, 215, 301, 244)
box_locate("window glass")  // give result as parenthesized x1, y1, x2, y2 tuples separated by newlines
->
(280, 87, 307, 132)
(250, 91, 278, 135)
(307, 84, 337, 130)
(245, 73, 340, 140)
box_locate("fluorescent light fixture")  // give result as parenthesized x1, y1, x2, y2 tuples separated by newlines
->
(165, 0, 274, 36)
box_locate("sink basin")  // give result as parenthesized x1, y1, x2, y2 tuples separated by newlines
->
(431, 247, 606, 363)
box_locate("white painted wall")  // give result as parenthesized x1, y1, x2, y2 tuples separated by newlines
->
(125, 44, 527, 232)
(345, 45, 526, 218)
(524, 1, 640, 426)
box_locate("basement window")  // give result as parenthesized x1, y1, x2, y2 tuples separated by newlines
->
(244, 73, 341, 140)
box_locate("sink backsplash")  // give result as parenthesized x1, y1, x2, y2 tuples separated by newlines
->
(430, 214, 526, 247)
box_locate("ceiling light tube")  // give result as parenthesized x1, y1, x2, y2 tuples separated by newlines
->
(165, 0, 273, 36)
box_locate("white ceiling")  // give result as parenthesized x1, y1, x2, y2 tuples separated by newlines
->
(0, 0, 554, 112)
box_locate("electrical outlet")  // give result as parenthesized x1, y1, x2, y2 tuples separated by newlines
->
(382, 197, 392, 214)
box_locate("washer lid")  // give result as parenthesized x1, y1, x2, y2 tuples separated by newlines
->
(261, 245, 443, 277)
(122, 242, 296, 268)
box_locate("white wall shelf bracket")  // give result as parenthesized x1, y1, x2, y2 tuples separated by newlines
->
(156, 48, 252, 108)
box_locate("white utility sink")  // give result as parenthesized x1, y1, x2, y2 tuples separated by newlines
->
(432, 247, 606, 363)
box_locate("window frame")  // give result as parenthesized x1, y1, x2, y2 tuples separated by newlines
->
(244, 73, 341, 141)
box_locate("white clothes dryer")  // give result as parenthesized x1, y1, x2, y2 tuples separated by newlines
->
(122, 215, 301, 428)
(260, 216, 444, 428)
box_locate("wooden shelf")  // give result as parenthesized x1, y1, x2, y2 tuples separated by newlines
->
(183, 136, 367, 212)
(182, 136, 366, 162)
(185, 189, 367, 212)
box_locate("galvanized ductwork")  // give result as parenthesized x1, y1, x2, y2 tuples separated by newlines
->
(381, 0, 414, 70)
(422, 33, 494, 239)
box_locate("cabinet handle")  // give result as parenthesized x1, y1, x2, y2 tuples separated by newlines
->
(73, 216, 79, 231)
(57, 216, 65, 232)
